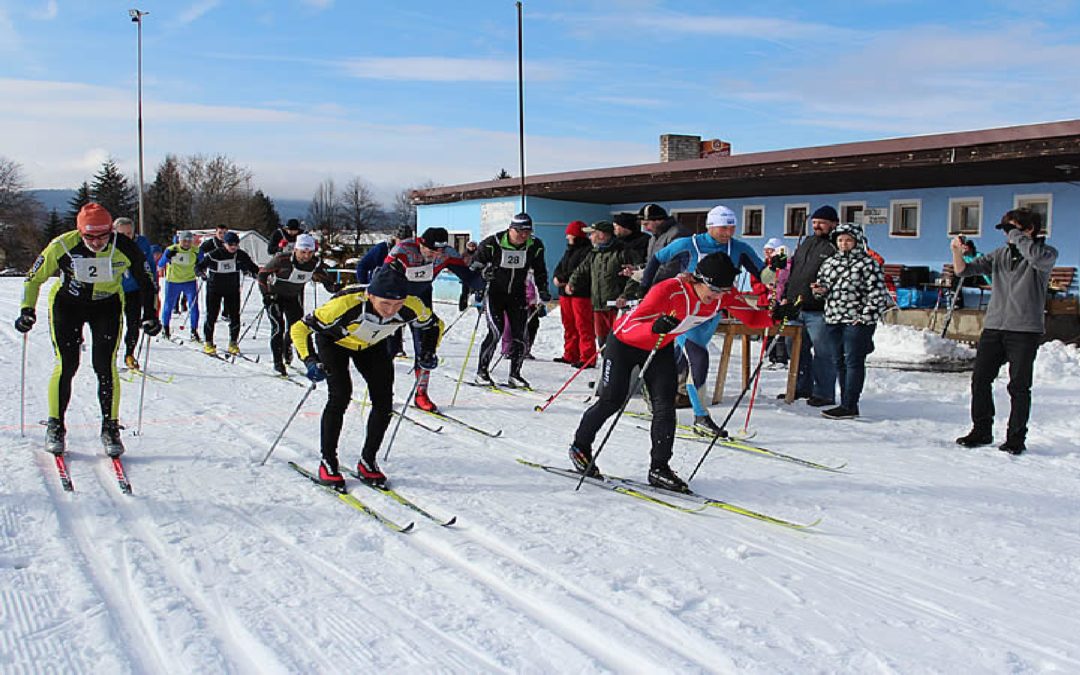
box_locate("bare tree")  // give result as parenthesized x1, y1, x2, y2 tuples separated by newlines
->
(391, 180, 436, 233)
(307, 178, 339, 233)
(184, 154, 254, 229)
(338, 176, 380, 244)
(0, 157, 45, 269)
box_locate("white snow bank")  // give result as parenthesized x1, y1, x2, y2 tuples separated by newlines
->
(1034, 340, 1080, 382)
(868, 323, 975, 364)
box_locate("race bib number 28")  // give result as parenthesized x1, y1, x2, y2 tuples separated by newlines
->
(500, 250, 526, 269)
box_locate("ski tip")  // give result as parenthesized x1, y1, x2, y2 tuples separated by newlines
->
(400, 521, 416, 533)
(491, 430, 504, 438)
(441, 516, 458, 527)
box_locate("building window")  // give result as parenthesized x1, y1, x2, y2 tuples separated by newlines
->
(784, 204, 809, 237)
(948, 197, 982, 236)
(889, 199, 921, 237)
(1014, 194, 1053, 235)
(839, 201, 865, 225)
(450, 232, 471, 253)
(674, 210, 708, 234)
(742, 206, 764, 237)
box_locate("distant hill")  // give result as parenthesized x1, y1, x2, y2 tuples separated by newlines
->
(28, 189, 76, 214)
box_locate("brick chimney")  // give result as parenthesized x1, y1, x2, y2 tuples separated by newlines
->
(660, 134, 702, 162)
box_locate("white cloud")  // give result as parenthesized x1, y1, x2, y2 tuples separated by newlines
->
(30, 1, 57, 20)
(0, 7, 19, 51)
(177, 0, 220, 26)
(0, 77, 653, 201)
(340, 56, 563, 82)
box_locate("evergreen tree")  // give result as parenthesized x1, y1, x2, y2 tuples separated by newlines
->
(65, 182, 92, 227)
(43, 208, 67, 241)
(495, 168, 512, 180)
(249, 190, 281, 238)
(91, 159, 137, 221)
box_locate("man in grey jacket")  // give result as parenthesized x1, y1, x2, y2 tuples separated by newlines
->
(619, 203, 689, 303)
(952, 208, 1058, 455)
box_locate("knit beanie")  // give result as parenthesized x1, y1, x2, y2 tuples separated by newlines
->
(811, 205, 839, 222)
(76, 203, 113, 236)
(367, 264, 409, 300)
(565, 220, 587, 238)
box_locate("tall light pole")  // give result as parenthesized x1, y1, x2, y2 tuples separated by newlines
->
(129, 9, 149, 236)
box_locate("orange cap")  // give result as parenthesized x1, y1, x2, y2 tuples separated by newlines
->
(77, 203, 114, 236)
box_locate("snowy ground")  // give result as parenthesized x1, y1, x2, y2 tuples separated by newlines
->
(2, 276, 1079, 674)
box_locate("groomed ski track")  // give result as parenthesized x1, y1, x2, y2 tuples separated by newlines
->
(2, 278, 1079, 672)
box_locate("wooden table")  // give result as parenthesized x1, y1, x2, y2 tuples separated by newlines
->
(710, 322, 803, 404)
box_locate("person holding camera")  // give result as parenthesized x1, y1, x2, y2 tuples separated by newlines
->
(952, 208, 1058, 455)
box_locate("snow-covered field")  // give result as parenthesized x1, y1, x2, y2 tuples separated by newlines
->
(2, 276, 1079, 674)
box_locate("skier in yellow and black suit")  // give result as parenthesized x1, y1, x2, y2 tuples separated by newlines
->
(15, 203, 161, 457)
(290, 263, 442, 490)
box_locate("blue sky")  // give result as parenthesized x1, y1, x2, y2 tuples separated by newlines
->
(3, 0, 1080, 203)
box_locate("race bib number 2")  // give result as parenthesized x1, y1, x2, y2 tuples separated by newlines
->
(71, 256, 114, 284)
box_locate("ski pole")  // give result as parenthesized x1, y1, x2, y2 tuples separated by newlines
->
(19, 332, 28, 437)
(451, 302, 485, 406)
(261, 382, 317, 465)
(251, 304, 265, 339)
(176, 279, 203, 328)
(742, 331, 771, 434)
(134, 336, 152, 436)
(439, 306, 471, 338)
(688, 317, 791, 481)
(236, 306, 266, 346)
(576, 334, 666, 491)
(489, 303, 543, 375)
(534, 344, 604, 413)
(238, 277, 257, 317)
(940, 276, 965, 338)
(382, 376, 420, 462)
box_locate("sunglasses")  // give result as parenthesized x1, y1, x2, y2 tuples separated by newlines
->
(83, 233, 112, 243)
(692, 275, 727, 293)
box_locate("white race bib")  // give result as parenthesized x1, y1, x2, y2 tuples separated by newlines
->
(347, 318, 403, 345)
(215, 259, 237, 274)
(280, 268, 313, 284)
(500, 250, 526, 269)
(71, 256, 114, 284)
(673, 312, 712, 334)
(405, 263, 434, 282)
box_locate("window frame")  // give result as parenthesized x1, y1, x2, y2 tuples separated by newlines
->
(838, 200, 866, 225)
(741, 205, 765, 238)
(784, 203, 810, 238)
(1013, 193, 1053, 236)
(947, 196, 983, 237)
(888, 198, 921, 238)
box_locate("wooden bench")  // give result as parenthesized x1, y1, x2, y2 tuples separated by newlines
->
(1049, 267, 1076, 295)
(882, 263, 905, 288)
(711, 322, 803, 404)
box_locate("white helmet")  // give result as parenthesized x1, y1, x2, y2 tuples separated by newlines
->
(295, 234, 317, 251)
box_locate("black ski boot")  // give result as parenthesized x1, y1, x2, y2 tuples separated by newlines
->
(100, 419, 125, 458)
(273, 362, 288, 377)
(475, 369, 495, 387)
(648, 465, 690, 493)
(955, 429, 993, 448)
(45, 417, 66, 456)
(569, 444, 600, 478)
(693, 415, 725, 437)
(507, 372, 531, 389)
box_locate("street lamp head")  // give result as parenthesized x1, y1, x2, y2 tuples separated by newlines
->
(129, 9, 147, 22)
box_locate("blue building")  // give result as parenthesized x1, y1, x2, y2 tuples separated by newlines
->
(416, 120, 1080, 302)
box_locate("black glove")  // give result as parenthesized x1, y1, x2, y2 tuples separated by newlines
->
(651, 314, 680, 334)
(141, 316, 162, 337)
(458, 294, 469, 312)
(304, 357, 326, 383)
(262, 293, 277, 307)
(771, 303, 799, 322)
(538, 288, 551, 302)
(14, 308, 35, 333)
(196, 269, 207, 280)
(481, 266, 496, 282)
(769, 252, 788, 271)
(417, 351, 439, 371)
(536, 304, 548, 318)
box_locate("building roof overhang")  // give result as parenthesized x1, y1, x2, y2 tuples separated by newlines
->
(414, 120, 1080, 206)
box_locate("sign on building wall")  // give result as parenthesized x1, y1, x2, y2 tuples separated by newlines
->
(860, 207, 889, 226)
(480, 201, 518, 238)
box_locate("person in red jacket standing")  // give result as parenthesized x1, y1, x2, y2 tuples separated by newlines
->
(567, 252, 738, 492)
(552, 220, 595, 366)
